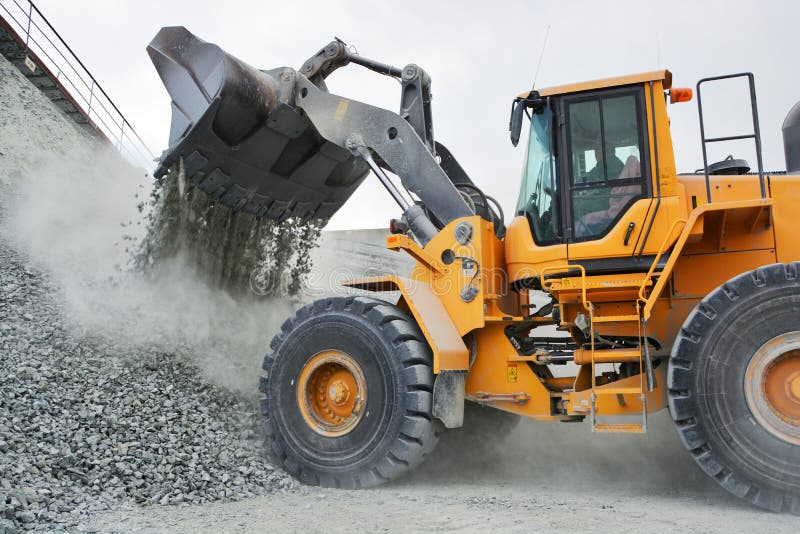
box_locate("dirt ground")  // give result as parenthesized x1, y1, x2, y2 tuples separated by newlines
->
(88, 414, 799, 533)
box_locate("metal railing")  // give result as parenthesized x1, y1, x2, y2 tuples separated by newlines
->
(0, 0, 154, 169)
(696, 72, 766, 203)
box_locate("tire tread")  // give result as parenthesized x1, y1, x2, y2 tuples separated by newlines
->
(668, 262, 800, 514)
(259, 296, 440, 488)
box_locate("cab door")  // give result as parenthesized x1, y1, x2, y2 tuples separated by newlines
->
(560, 86, 655, 270)
(504, 99, 570, 283)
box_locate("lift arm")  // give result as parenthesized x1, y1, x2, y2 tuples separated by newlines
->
(148, 27, 473, 243)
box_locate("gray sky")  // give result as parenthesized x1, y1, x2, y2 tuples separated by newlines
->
(33, 0, 799, 230)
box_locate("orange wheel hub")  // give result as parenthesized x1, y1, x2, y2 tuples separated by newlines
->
(763, 351, 800, 424)
(297, 350, 367, 437)
(745, 332, 800, 445)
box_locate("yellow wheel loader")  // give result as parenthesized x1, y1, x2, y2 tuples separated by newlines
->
(148, 27, 800, 512)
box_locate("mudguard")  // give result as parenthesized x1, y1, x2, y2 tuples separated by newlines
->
(343, 275, 470, 428)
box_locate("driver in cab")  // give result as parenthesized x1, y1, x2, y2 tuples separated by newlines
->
(582, 143, 625, 182)
(574, 143, 641, 238)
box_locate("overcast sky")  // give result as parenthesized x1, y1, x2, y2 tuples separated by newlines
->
(30, 0, 800, 230)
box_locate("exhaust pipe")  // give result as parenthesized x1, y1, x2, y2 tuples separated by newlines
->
(783, 101, 800, 173)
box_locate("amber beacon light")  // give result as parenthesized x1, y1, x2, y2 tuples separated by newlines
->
(670, 87, 693, 103)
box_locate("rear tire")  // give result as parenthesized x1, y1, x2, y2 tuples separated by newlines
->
(259, 296, 440, 488)
(668, 263, 800, 514)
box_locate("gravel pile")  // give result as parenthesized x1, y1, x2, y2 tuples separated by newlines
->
(0, 53, 99, 189)
(0, 45, 307, 533)
(0, 239, 297, 532)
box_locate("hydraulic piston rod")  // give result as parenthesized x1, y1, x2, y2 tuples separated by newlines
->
(349, 137, 438, 245)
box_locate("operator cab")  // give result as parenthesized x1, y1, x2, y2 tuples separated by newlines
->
(517, 87, 649, 243)
(505, 71, 683, 285)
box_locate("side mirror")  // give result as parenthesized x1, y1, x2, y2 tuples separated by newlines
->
(509, 98, 526, 147)
(509, 91, 543, 147)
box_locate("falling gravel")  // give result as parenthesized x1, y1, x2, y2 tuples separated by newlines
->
(135, 161, 324, 299)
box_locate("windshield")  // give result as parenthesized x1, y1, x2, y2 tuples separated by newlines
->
(516, 106, 560, 244)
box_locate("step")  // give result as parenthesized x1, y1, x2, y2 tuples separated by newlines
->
(592, 314, 640, 323)
(590, 392, 648, 433)
(593, 423, 646, 434)
(547, 273, 652, 291)
(593, 386, 643, 395)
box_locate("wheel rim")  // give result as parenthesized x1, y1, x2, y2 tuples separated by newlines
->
(745, 331, 800, 446)
(296, 350, 367, 437)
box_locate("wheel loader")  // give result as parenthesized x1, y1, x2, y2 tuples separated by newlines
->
(147, 27, 800, 513)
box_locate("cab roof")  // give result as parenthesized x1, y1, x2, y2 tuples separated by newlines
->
(519, 70, 672, 98)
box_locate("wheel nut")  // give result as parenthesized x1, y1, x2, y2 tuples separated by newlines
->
(328, 380, 350, 405)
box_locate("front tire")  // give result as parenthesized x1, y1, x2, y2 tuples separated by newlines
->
(260, 296, 440, 488)
(668, 263, 800, 513)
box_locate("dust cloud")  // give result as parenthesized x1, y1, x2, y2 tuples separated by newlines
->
(413, 411, 716, 495)
(0, 140, 300, 396)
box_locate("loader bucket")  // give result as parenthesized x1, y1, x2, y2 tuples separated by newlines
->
(147, 27, 369, 221)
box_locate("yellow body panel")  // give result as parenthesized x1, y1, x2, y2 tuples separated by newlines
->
(342, 276, 469, 373)
(522, 70, 672, 98)
(504, 215, 568, 283)
(465, 323, 555, 419)
(349, 71, 800, 425)
(769, 175, 800, 263)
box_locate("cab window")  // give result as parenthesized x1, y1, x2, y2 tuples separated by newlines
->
(516, 104, 560, 245)
(566, 91, 647, 240)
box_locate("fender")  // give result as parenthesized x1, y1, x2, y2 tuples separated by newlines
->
(342, 275, 469, 373)
(343, 275, 468, 428)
